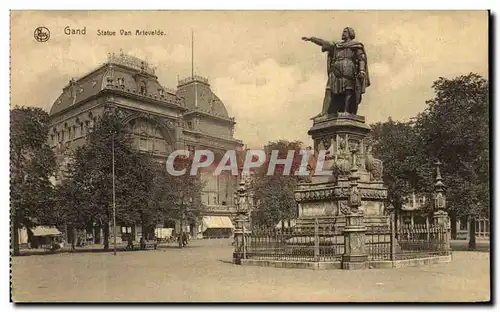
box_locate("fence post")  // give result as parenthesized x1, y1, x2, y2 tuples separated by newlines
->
(232, 214, 243, 265)
(433, 210, 451, 253)
(314, 218, 319, 262)
(341, 148, 368, 270)
(390, 213, 396, 261)
(426, 216, 430, 242)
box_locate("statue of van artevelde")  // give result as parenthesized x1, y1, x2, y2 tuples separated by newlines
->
(295, 26, 387, 233)
(302, 27, 370, 117)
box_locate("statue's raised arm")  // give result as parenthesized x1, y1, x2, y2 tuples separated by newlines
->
(302, 37, 334, 52)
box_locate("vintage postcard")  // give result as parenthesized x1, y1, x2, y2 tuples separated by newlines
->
(10, 10, 490, 302)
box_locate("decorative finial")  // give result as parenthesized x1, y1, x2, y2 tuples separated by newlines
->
(433, 160, 446, 210)
(434, 160, 444, 190)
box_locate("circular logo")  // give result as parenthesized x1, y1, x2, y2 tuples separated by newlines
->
(34, 26, 50, 42)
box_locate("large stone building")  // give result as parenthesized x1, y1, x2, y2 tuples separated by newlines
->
(48, 52, 243, 240)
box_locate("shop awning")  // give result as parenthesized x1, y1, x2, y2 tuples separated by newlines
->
(31, 226, 62, 237)
(202, 216, 234, 232)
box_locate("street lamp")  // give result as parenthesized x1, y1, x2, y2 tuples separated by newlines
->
(112, 136, 117, 256)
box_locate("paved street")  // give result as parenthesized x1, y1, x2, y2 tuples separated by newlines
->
(11, 239, 490, 302)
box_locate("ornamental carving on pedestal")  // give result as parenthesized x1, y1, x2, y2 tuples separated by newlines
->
(350, 234, 362, 251)
(339, 201, 350, 214)
(295, 186, 386, 203)
(162, 118, 176, 129)
(116, 108, 132, 120)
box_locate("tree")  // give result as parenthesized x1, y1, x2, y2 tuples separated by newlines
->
(369, 73, 489, 249)
(162, 154, 206, 247)
(249, 140, 303, 228)
(368, 118, 433, 226)
(10, 106, 56, 255)
(60, 110, 165, 250)
(415, 73, 489, 248)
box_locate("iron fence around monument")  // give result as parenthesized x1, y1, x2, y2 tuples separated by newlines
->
(366, 225, 392, 261)
(394, 223, 450, 259)
(365, 221, 451, 261)
(239, 217, 450, 264)
(246, 224, 344, 262)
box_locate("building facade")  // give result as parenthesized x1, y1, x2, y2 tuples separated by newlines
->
(400, 192, 490, 240)
(48, 52, 243, 241)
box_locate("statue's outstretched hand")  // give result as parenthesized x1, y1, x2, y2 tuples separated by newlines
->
(302, 37, 310, 41)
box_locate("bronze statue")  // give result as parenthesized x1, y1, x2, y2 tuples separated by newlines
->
(302, 27, 370, 117)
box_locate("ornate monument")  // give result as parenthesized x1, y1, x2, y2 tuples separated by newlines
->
(295, 27, 388, 230)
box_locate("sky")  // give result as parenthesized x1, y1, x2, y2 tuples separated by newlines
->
(10, 11, 489, 148)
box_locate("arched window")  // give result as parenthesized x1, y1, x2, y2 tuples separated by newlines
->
(140, 81, 147, 95)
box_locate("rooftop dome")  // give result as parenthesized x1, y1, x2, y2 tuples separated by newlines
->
(49, 52, 181, 116)
(176, 76, 229, 118)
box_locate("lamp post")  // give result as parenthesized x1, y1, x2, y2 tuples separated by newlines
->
(112, 137, 117, 256)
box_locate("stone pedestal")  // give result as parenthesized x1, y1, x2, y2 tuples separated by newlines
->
(433, 209, 451, 252)
(233, 227, 244, 264)
(342, 212, 368, 269)
(294, 112, 388, 229)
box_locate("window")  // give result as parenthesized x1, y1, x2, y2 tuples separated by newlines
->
(50, 134, 55, 145)
(121, 227, 132, 234)
(80, 123, 84, 136)
(139, 138, 148, 151)
(61, 130, 65, 142)
(140, 81, 147, 95)
(187, 121, 193, 129)
(418, 197, 426, 206)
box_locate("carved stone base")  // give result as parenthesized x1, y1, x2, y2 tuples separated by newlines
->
(341, 213, 368, 270)
(295, 112, 388, 228)
(295, 180, 388, 221)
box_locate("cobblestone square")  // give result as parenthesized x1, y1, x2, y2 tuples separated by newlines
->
(11, 239, 490, 302)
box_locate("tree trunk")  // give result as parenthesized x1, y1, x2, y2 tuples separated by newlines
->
(103, 223, 110, 251)
(11, 215, 20, 256)
(71, 226, 76, 250)
(450, 212, 457, 239)
(468, 216, 476, 250)
(178, 219, 183, 248)
(394, 201, 400, 239)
